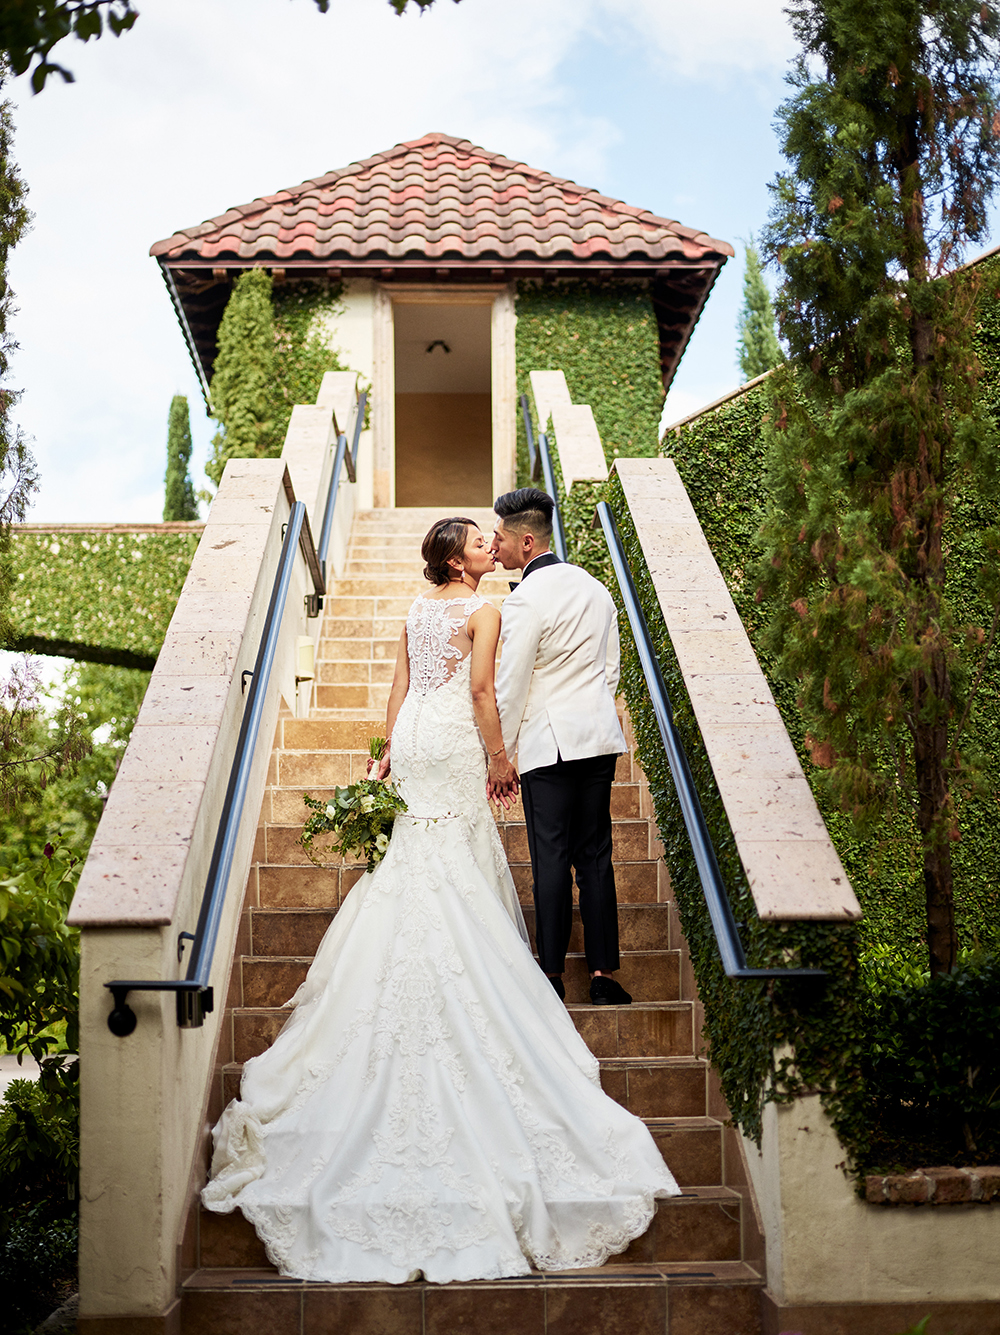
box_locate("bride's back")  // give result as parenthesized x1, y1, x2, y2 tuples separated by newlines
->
(406, 593, 484, 696)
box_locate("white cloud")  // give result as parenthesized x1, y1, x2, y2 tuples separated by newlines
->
(597, 0, 794, 80)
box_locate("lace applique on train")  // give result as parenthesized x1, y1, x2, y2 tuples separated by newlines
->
(200, 584, 679, 1285)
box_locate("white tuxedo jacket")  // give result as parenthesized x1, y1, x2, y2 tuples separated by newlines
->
(496, 558, 626, 775)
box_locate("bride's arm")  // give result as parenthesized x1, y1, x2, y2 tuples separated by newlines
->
(468, 604, 518, 805)
(372, 629, 409, 779)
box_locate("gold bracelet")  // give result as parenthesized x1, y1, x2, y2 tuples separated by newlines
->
(489, 746, 505, 757)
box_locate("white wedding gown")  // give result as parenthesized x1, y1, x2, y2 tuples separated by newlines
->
(202, 592, 679, 1284)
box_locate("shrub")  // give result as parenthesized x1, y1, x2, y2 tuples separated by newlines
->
(0, 1198, 77, 1335)
(863, 954, 1000, 1169)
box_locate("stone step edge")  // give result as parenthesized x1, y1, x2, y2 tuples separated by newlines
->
(220, 1054, 707, 1079)
(235, 952, 681, 966)
(227, 1001, 693, 1017)
(181, 1260, 763, 1289)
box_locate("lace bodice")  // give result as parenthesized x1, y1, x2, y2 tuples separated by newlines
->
(406, 594, 486, 696)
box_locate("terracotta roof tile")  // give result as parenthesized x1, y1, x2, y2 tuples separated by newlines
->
(151, 132, 732, 267)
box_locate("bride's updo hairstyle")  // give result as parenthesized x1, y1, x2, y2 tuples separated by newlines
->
(421, 516, 478, 586)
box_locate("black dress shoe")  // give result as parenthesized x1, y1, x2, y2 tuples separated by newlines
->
(590, 975, 632, 1006)
(548, 975, 566, 1001)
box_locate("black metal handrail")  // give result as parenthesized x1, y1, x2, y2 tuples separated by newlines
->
(595, 502, 826, 982)
(318, 390, 368, 584)
(105, 391, 365, 1035)
(520, 392, 539, 480)
(519, 393, 567, 562)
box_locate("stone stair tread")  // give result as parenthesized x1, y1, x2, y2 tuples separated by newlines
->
(195, 1189, 744, 1272)
(183, 1259, 762, 1288)
(220, 1053, 704, 1077)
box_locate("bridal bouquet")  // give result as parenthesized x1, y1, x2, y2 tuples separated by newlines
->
(299, 738, 407, 873)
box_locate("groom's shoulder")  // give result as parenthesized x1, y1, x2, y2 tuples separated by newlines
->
(513, 561, 611, 606)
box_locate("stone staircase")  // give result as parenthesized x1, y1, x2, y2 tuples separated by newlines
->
(179, 508, 765, 1334)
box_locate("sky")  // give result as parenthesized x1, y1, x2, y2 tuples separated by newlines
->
(4, 0, 801, 523)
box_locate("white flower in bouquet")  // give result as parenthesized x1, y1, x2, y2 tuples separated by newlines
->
(299, 739, 406, 872)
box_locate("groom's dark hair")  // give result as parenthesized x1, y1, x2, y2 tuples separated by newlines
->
(494, 488, 554, 542)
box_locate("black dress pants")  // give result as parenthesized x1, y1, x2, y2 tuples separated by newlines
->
(520, 752, 620, 976)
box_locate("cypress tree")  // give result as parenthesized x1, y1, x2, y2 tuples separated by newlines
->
(162, 394, 197, 521)
(0, 74, 37, 647)
(207, 269, 280, 485)
(736, 235, 783, 380)
(757, 0, 1000, 976)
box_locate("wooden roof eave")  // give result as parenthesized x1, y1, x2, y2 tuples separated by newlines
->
(160, 251, 730, 399)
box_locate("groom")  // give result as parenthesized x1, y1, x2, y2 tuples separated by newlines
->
(491, 488, 632, 1006)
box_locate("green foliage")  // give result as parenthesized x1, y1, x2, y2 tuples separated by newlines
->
(515, 280, 664, 485)
(0, 844, 79, 1061)
(163, 394, 197, 521)
(0, 85, 39, 651)
(0, 1, 136, 93)
(661, 372, 1000, 963)
(0, 661, 148, 860)
(0, 1200, 77, 1335)
(645, 261, 1000, 1169)
(300, 774, 407, 874)
(0, 1076, 78, 1218)
(0, 656, 89, 819)
(607, 472, 864, 1153)
(8, 527, 200, 666)
(758, 0, 1000, 976)
(736, 236, 782, 381)
(864, 953, 1000, 1168)
(207, 274, 345, 487)
(539, 423, 609, 582)
(207, 269, 279, 486)
(380, 0, 461, 11)
(272, 279, 346, 422)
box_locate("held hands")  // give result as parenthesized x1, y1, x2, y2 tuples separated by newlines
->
(486, 750, 519, 811)
(366, 741, 392, 781)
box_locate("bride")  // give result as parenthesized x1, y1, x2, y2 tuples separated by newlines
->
(201, 516, 679, 1284)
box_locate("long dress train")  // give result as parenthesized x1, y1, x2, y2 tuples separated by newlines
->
(202, 592, 679, 1284)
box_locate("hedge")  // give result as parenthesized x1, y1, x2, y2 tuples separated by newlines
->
(6, 529, 201, 668)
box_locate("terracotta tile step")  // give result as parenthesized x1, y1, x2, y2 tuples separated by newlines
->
(510, 857, 661, 905)
(315, 636, 400, 661)
(313, 686, 392, 711)
(327, 578, 507, 599)
(180, 1262, 762, 1335)
(195, 1188, 741, 1274)
(238, 950, 681, 1009)
(227, 998, 693, 1065)
(264, 776, 637, 825)
(315, 659, 396, 685)
(262, 819, 656, 868)
(245, 902, 671, 958)
(218, 1051, 707, 1124)
(646, 1118, 724, 1187)
(255, 857, 662, 909)
(599, 1057, 708, 1120)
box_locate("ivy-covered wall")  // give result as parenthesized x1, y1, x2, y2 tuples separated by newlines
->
(514, 279, 664, 485)
(7, 528, 201, 669)
(581, 255, 1000, 1174)
(659, 363, 1000, 964)
(606, 472, 862, 1156)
